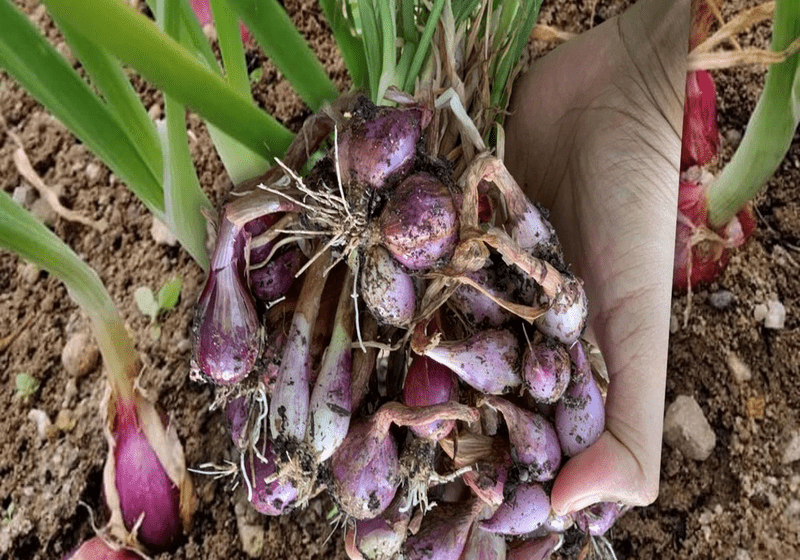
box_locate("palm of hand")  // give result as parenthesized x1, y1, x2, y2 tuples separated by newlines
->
(505, 2, 688, 514)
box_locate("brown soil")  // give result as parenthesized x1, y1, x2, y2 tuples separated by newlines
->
(0, 1, 797, 559)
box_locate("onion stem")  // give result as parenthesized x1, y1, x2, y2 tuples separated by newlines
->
(0, 192, 138, 402)
(707, 0, 800, 227)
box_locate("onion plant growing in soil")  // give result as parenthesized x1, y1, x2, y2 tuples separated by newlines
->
(675, 0, 800, 291)
(0, 0, 637, 557)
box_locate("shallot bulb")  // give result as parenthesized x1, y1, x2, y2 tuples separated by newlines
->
(673, 171, 755, 289)
(344, 495, 411, 560)
(555, 342, 605, 456)
(534, 274, 587, 345)
(250, 246, 304, 303)
(360, 245, 417, 327)
(479, 483, 550, 536)
(681, 70, 719, 171)
(479, 396, 561, 482)
(338, 105, 430, 190)
(402, 355, 458, 440)
(107, 397, 190, 552)
(449, 268, 513, 327)
(424, 329, 522, 395)
(379, 172, 459, 270)
(523, 341, 571, 403)
(64, 537, 141, 560)
(192, 213, 261, 385)
(241, 437, 298, 516)
(506, 533, 562, 560)
(330, 418, 401, 519)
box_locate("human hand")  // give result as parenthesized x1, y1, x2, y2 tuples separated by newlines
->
(505, 0, 689, 515)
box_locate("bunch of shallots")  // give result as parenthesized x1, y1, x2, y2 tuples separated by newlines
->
(191, 93, 622, 558)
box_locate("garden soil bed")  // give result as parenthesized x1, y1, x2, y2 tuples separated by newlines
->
(0, 1, 798, 558)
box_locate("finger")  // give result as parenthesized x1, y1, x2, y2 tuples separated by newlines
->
(550, 431, 660, 515)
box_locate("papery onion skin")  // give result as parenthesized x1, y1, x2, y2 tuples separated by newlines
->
(379, 172, 459, 271)
(449, 268, 513, 328)
(113, 401, 182, 552)
(460, 526, 507, 560)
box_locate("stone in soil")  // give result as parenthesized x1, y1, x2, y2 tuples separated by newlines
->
(663, 395, 716, 461)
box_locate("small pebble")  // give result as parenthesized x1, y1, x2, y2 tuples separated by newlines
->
(176, 338, 192, 353)
(709, 290, 735, 309)
(726, 353, 751, 383)
(85, 162, 102, 182)
(31, 197, 58, 227)
(764, 300, 786, 329)
(669, 314, 679, 334)
(663, 395, 716, 461)
(12, 184, 35, 207)
(753, 303, 768, 322)
(735, 549, 751, 560)
(61, 332, 100, 377)
(724, 128, 743, 147)
(27, 409, 52, 440)
(151, 217, 178, 247)
(782, 431, 800, 465)
(18, 262, 40, 285)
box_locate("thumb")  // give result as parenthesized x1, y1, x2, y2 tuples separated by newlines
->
(550, 431, 659, 515)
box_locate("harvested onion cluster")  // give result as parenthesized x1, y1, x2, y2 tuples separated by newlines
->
(191, 93, 622, 558)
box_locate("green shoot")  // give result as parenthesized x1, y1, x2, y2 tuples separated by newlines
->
(15, 373, 40, 401)
(134, 277, 183, 340)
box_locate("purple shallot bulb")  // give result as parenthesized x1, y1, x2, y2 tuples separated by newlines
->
(241, 436, 298, 515)
(224, 394, 252, 450)
(344, 495, 411, 560)
(330, 419, 401, 520)
(535, 275, 587, 345)
(192, 212, 261, 385)
(506, 533, 562, 560)
(250, 246, 304, 303)
(523, 341, 571, 403)
(575, 501, 628, 536)
(105, 394, 194, 552)
(360, 245, 417, 327)
(269, 254, 329, 441)
(404, 501, 480, 560)
(402, 355, 458, 440)
(449, 268, 513, 327)
(331, 401, 477, 519)
(479, 483, 550, 536)
(555, 342, 605, 456)
(338, 105, 430, 190)
(378, 172, 459, 270)
(423, 329, 522, 395)
(64, 537, 142, 560)
(479, 396, 561, 482)
(309, 273, 355, 461)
